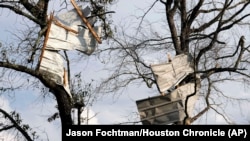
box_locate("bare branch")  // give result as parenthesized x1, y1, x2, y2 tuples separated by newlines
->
(0, 125, 15, 132)
(187, 0, 204, 26)
(0, 4, 43, 25)
(191, 0, 233, 33)
(195, 0, 231, 66)
(163, 0, 182, 54)
(0, 109, 33, 141)
(216, 36, 244, 60)
(136, 0, 159, 35)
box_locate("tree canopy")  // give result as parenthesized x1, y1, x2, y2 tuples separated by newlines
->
(97, 0, 250, 124)
(0, 0, 250, 140)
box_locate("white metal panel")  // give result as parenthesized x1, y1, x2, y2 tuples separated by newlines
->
(45, 6, 100, 55)
(39, 50, 64, 85)
(40, 50, 64, 75)
(151, 54, 194, 93)
(170, 83, 199, 117)
(136, 83, 199, 125)
(38, 6, 100, 98)
(46, 23, 101, 55)
(136, 93, 184, 125)
(39, 50, 72, 97)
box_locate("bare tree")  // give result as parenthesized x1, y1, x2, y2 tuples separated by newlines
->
(0, 0, 114, 140)
(97, 0, 250, 124)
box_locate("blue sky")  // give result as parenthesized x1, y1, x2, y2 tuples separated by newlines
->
(0, 0, 250, 141)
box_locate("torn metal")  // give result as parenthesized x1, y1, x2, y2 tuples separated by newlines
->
(46, 22, 101, 55)
(46, 6, 102, 55)
(38, 3, 102, 98)
(150, 54, 194, 94)
(39, 49, 72, 98)
(39, 50, 64, 85)
(136, 53, 200, 125)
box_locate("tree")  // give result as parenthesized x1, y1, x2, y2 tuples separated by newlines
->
(97, 0, 250, 124)
(0, 0, 114, 140)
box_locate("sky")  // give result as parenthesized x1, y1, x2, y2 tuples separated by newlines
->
(0, 0, 250, 141)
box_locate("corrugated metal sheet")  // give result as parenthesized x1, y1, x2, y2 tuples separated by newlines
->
(46, 23, 101, 55)
(39, 50, 64, 84)
(136, 83, 198, 125)
(45, 6, 101, 55)
(38, 6, 102, 98)
(150, 54, 194, 93)
(39, 50, 72, 98)
(136, 94, 185, 125)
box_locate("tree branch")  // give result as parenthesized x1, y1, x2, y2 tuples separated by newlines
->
(190, 77, 212, 123)
(198, 67, 247, 79)
(195, 1, 230, 65)
(0, 4, 43, 25)
(0, 61, 61, 90)
(191, 0, 233, 33)
(216, 36, 244, 60)
(0, 125, 15, 132)
(187, 0, 204, 27)
(136, 0, 159, 35)
(163, 0, 182, 54)
(0, 109, 33, 141)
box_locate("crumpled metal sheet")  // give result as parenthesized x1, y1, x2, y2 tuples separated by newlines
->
(150, 54, 194, 93)
(38, 6, 102, 98)
(46, 23, 101, 55)
(170, 83, 198, 117)
(45, 6, 101, 55)
(39, 50, 64, 82)
(39, 50, 72, 97)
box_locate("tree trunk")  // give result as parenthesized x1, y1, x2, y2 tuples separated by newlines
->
(52, 86, 73, 127)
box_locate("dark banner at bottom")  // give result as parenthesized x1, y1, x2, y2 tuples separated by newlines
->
(62, 125, 249, 140)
